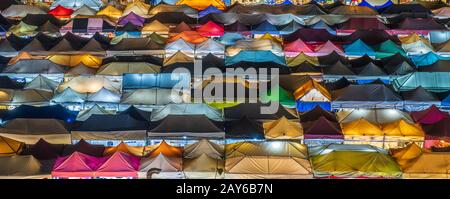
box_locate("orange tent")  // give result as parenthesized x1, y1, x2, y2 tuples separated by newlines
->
(103, 142, 146, 157)
(168, 31, 208, 44)
(147, 140, 183, 158)
(176, 0, 226, 11)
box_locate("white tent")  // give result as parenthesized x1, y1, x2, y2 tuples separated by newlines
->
(336, 108, 413, 124)
(121, 88, 183, 106)
(195, 39, 225, 57)
(57, 76, 121, 94)
(150, 103, 223, 121)
(1, 5, 46, 19)
(139, 141, 183, 179)
(76, 104, 116, 121)
(24, 75, 60, 92)
(165, 39, 195, 57)
(51, 87, 87, 104)
(50, 0, 104, 10)
(183, 139, 225, 178)
(85, 87, 121, 104)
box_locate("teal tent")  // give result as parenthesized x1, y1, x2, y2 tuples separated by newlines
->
(410, 52, 450, 67)
(225, 50, 286, 66)
(393, 72, 450, 92)
(344, 39, 375, 56)
(375, 40, 406, 58)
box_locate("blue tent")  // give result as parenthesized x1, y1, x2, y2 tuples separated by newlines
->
(1, 105, 78, 123)
(410, 52, 442, 66)
(309, 21, 336, 35)
(199, 5, 223, 18)
(150, 0, 178, 5)
(359, 0, 393, 11)
(344, 39, 375, 56)
(220, 33, 245, 45)
(441, 93, 450, 107)
(251, 21, 279, 35)
(225, 50, 286, 66)
(296, 101, 331, 112)
(277, 0, 293, 5)
(122, 73, 189, 90)
(356, 79, 390, 85)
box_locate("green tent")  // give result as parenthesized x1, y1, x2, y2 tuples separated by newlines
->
(260, 85, 296, 107)
(393, 72, 450, 92)
(375, 40, 406, 59)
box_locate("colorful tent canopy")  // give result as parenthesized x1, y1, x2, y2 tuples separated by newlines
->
(0, 136, 24, 156)
(140, 141, 183, 172)
(118, 12, 146, 27)
(47, 54, 101, 68)
(122, 1, 151, 17)
(197, 21, 224, 37)
(183, 139, 224, 178)
(48, 5, 74, 18)
(199, 5, 223, 17)
(97, 62, 161, 76)
(224, 117, 264, 140)
(71, 5, 97, 17)
(50, 0, 103, 11)
(1, 5, 46, 19)
(411, 105, 450, 125)
(57, 76, 121, 94)
(358, 0, 393, 10)
(263, 116, 302, 139)
(104, 142, 145, 157)
(225, 141, 312, 178)
(337, 108, 413, 124)
(52, 152, 102, 178)
(96, 151, 139, 178)
(260, 84, 296, 107)
(121, 88, 182, 105)
(225, 50, 285, 66)
(176, 0, 226, 11)
(422, 117, 450, 148)
(151, 103, 222, 122)
(284, 39, 314, 57)
(20, 139, 64, 160)
(344, 39, 375, 57)
(142, 20, 169, 35)
(0, 89, 53, 106)
(96, 5, 122, 20)
(393, 72, 450, 92)
(331, 5, 378, 15)
(309, 144, 402, 178)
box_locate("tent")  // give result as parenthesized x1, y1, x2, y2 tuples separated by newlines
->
(183, 139, 224, 179)
(380, 4, 431, 14)
(344, 39, 375, 57)
(7, 22, 38, 37)
(337, 108, 413, 124)
(71, 5, 97, 17)
(331, 84, 403, 109)
(142, 20, 169, 35)
(337, 18, 387, 34)
(96, 62, 161, 76)
(286, 52, 319, 67)
(0, 89, 53, 107)
(225, 141, 312, 179)
(375, 40, 406, 59)
(0, 136, 24, 156)
(75, 104, 115, 121)
(51, 152, 101, 178)
(302, 116, 343, 146)
(195, 39, 225, 56)
(51, 87, 87, 104)
(401, 86, 441, 111)
(0, 155, 52, 179)
(149, 115, 224, 139)
(57, 76, 121, 94)
(150, 103, 222, 122)
(121, 88, 182, 106)
(104, 142, 145, 157)
(176, 0, 226, 11)
(433, 7, 450, 19)
(1, 104, 76, 122)
(381, 119, 425, 149)
(47, 54, 101, 68)
(122, 1, 151, 17)
(50, 0, 103, 11)
(163, 51, 194, 66)
(96, 5, 123, 20)
(330, 5, 378, 15)
(260, 85, 296, 107)
(224, 117, 265, 141)
(122, 73, 188, 90)
(165, 38, 196, 56)
(168, 31, 208, 45)
(0, 118, 71, 144)
(19, 139, 64, 160)
(379, 53, 415, 75)
(139, 141, 183, 179)
(226, 39, 283, 57)
(358, 0, 393, 10)
(71, 114, 149, 145)
(391, 143, 450, 179)
(85, 87, 120, 104)
(309, 144, 402, 178)
(393, 72, 450, 92)
(422, 117, 450, 149)
(95, 151, 139, 178)
(48, 5, 74, 18)
(411, 52, 441, 67)
(263, 116, 302, 139)
(60, 18, 115, 34)
(62, 139, 104, 157)
(118, 12, 146, 27)
(225, 50, 285, 66)
(1, 5, 46, 19)
(118, 106, 152, 122)
(226, 4, 326, 15)
(224, 102, 298, 120)
(197, 21, 224, 37)
(410, 104, 450, 125)
(341, 118, 385, 147)
(199, 5, 223, 17)
(283, 39, 314, 57)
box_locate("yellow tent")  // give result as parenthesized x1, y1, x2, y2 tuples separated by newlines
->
(341, 118, 385, 147)
(96, 5, 123, 20)
(0, 136, 24, 156)
(96, 62, 161, 76)
(176, 0, 226, 11)
(163, 51, 194, 66)
(401, 152, 450, 179)
(390, 143, 423, 170)
(8, 21, 38, 37)
(286, 52, 320, 67)
(8, 52, 45, 65)
(256, 33, 283, 44)
(399, 33, 431, 45)
(122, 1, 151, 16)
(293, 77, 331, 101)
(263, 116, 303, 139)
(381, 119, 425, 148)
(103, 142, 145, 157)
(142, 20, 169, 36)
(206, 101, 241, 109)
(310, 144, 402, 178)
(47, 54, 102, 68)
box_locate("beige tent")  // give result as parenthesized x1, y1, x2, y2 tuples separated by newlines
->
(75, 104, 116, 121)
(0, 155, 52, 179)
(122, 1, 151, 16)
(225, 141, 312, 179)
(226, 39, 283, 57)
(57, 76, 121, 93)
(183, 139, 224, 179)
(139, 141, 183, 179)
(381, 119, 425, 149)
(0, 118, 71, 144)
(163, 51, 194, 66)
(263, 116, 303, 140)
(336, 108, 413, 124)
(24, 75, 60, 92)
(96, 62, 161, 76)
(286, 52, 320, 66)
(0, 89, 52, 106)
(142, 20, 169, 36)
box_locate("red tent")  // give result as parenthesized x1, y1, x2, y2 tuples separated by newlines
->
(52, 152, 103, 178)
(197, 21, 224, 37)
(48, 5, 73, 18)
(284, 39, 314, 57)
(410, 105, 450, 125)
(95, 152, 140, 178)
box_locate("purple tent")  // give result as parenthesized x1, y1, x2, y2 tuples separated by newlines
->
(118, 12, 145, 27)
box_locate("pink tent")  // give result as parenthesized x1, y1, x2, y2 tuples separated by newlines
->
(95, 152, 140, 178)
(197, 21, 224, 37)
(410, 105, 450, 125)
(314, 41, 343, 56)
(52, 152, 103, 178)
(283, 39, 314, 57)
